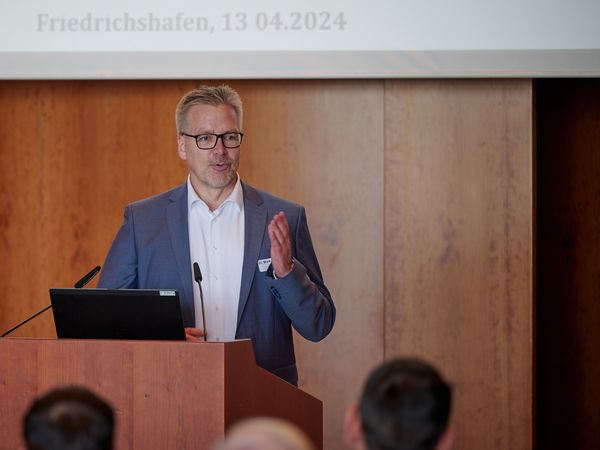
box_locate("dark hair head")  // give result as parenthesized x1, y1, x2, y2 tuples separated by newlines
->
(359, 358, 451, 450)
(23, 385, 114, 450)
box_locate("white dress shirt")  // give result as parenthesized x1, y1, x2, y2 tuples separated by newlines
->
(187, 176, 245, 341)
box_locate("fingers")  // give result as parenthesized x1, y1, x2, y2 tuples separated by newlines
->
(271, 211, 290, 238)
(185, 327, 205, 337)
(185, 327, 205, 342)
(268, 225, 284, 256)
(268, 211, 293, 278)
(268, 212, 290, 249)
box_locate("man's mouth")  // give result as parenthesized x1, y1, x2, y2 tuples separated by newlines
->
(211, 162, 230, 172)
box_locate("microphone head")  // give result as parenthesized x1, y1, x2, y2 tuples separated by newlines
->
(193, 262, 202, 283)
(74, 265, 101, 289)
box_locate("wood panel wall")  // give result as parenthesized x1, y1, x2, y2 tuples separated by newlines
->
(0, 80, 533, 450)
(384, 80, 533, 449)
(234, 80, 385, 449)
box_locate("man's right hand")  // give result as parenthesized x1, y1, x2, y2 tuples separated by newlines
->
(185, 327, 205, 342)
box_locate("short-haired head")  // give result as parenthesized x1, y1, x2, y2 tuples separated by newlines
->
(214, 417, 315, 450)
(175, 84, 243, 133)
(359, 358, 452, 450)
(23, 385, 114, 450)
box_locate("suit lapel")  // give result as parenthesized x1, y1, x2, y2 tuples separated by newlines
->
(167, 183, 195, 326)
(238, 182, 267, 326)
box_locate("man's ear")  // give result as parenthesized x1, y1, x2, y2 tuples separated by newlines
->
(344, 404, 364, 450)
(435, 428, 454, 450)
(177, 133, 188, 161)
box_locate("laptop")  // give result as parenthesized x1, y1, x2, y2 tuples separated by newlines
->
(49, 288, 186, 340)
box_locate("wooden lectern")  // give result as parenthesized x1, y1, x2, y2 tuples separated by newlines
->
(0, 338, 322, 450)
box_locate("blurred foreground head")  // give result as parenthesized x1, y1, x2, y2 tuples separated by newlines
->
(23, 385, 114, 450)
(345, 358, 452, 450)
(215, 417, 315, 450)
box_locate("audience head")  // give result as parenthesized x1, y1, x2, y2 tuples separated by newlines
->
(23, 385, 114, 450)
(214, 417, 315, 450)
(345, 358, 452, 450)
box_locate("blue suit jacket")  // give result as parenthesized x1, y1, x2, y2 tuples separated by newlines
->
(98, 181, 335, 385)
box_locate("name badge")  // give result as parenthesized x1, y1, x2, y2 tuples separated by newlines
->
(257, 258, 272, 273)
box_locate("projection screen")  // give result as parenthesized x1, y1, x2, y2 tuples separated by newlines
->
(1, 0, 599, 79)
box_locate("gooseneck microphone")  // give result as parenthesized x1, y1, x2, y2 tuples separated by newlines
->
(193, 262, 207, 342)
(1, 265, 101, 338)
(74, 266, 101, 289)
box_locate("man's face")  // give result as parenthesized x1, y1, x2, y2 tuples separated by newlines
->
(177, 104, 241, 194)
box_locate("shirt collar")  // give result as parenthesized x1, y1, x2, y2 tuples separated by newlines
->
(187, 175, 243, 213)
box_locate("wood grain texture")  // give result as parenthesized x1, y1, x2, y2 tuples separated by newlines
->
(225, 339, 324, 449)
(383, 79, 533, 450)
(0, 80, 384, 450)
(536, 79, 600, 450)
(0, 339, 321, 450)
(0, 79, 539, 450)
(0, 81, 193, 337)
(232, 80, 385, 450)
(0, 338, 225, 450)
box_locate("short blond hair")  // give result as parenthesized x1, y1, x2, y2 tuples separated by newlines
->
(214, 417, 315, 450)
(175, 85, 243, 133)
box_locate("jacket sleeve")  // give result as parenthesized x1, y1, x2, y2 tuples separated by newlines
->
(97, 205, 139, 289)
(263, 207, 335, 342)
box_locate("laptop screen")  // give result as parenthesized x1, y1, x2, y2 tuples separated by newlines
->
(49, 288, 186, 340)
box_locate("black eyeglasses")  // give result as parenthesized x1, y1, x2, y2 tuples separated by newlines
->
(180, 132, 244, 150)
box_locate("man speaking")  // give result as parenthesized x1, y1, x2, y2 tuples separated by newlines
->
(98, 85, 335, 385)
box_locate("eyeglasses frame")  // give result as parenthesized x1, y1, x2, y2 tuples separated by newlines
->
(180, 131, 244, 150)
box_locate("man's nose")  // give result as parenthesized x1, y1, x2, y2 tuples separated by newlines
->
(212, 137, 227, 153)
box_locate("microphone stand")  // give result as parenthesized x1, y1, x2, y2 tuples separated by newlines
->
(1, 305, 51, 337)
(1, 265, 101, 338)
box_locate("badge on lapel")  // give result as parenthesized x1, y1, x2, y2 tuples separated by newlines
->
(257, 258, 272, 273)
